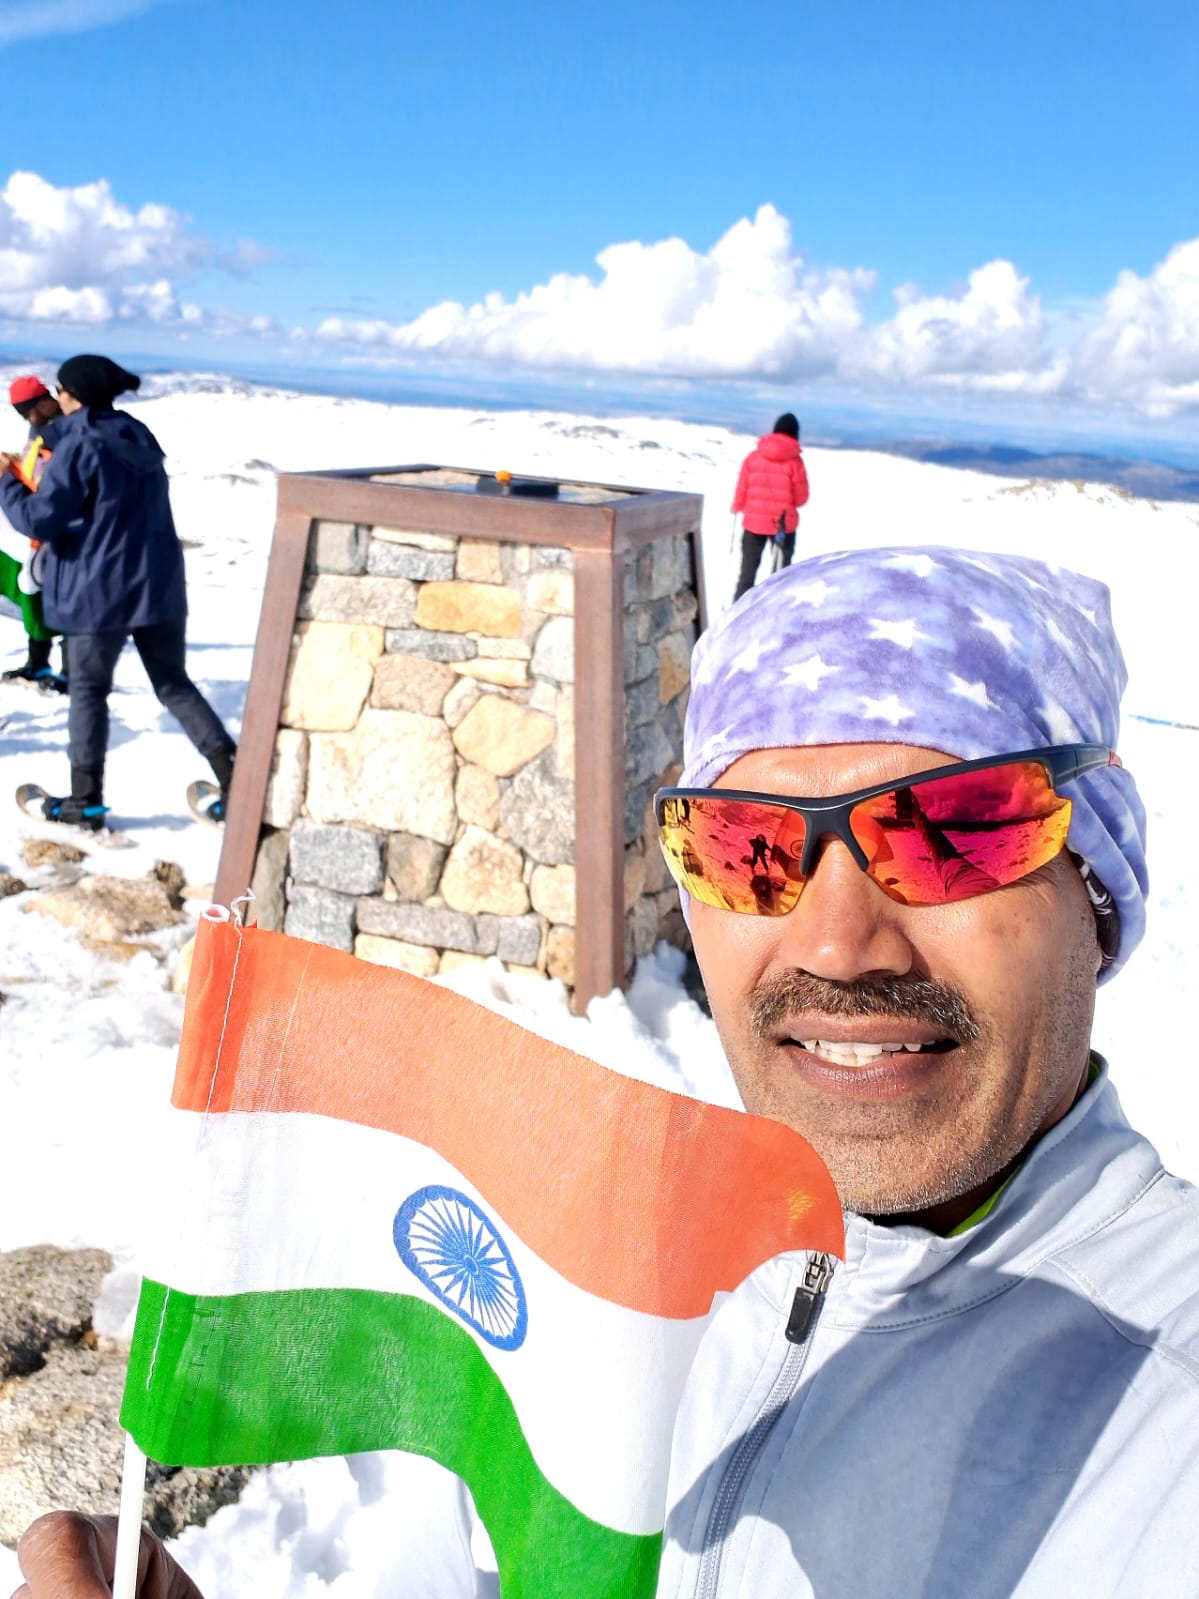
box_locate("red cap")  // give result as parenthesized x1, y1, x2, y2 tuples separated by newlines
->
(9, 375, 50, 406)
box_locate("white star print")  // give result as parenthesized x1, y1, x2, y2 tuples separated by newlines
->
(867, 617, 928, 649)
(860, 694, 915, 726)
(885, 553, 937, 578)
(785, 579, 836, 607)
(971, 608, 1016, 651)
(780, 654, 839, 691)
(1037, 701, 1079, 743)
(948, 673, 996, 709)
(1044, 616, 1072, 651)
(726, 637, 770, 676)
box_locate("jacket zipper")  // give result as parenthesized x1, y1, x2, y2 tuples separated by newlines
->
(692, 1251, 836, 1599)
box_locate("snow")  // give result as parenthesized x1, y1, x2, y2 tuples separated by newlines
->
(0, 382, 1196, 1594)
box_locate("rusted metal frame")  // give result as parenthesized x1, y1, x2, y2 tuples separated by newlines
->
(276, 473, 613, 545)
(301, 463, 663, 500)
(214, 507, 312, 910)
(570, 515, 626, 1013)
(609, 492, 705, 547)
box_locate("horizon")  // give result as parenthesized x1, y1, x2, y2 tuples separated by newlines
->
(1, 0, 1197, 457)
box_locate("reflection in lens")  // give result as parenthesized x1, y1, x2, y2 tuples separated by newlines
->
(658, 796, 806, 915)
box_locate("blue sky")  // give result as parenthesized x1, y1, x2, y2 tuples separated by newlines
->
(2, 0, 1197, 441)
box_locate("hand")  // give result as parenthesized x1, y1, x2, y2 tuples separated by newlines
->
(12, 1513, 205, 1599)
(0, 453, 20, 474)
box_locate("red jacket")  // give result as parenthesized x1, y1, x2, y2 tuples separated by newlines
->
(731, 432, 810, 536)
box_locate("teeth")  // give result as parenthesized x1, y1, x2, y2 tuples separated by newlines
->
(799, 1040, 927, 1067)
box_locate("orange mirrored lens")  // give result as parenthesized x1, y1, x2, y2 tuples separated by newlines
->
(850, 760, 1072, 905)
(658, 795, 806, 915)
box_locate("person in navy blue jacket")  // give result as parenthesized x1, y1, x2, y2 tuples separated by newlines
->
(0, 355, 236, 830)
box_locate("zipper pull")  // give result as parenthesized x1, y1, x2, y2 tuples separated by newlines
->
(784, 1251, 836, 1344)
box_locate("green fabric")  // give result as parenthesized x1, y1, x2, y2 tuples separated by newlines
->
(0, 549, 52, 641)
(122, 1278, 660, 1599)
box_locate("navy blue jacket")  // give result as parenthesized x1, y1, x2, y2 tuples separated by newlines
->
(0, 407, 186, 634)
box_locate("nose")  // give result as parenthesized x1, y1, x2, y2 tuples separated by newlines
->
(774, 834, 916, 983)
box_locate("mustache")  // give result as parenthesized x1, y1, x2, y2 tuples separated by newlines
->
(748, 970, 980, 1045)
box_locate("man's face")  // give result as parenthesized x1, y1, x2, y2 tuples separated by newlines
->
(15, 396, 59, 428)
(689, 742, 1102, 1221)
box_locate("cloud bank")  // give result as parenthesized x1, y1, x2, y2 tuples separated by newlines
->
(0, 0, 163, 46)
(0, 170, 276, 336)
(3, 170, 1198, 420)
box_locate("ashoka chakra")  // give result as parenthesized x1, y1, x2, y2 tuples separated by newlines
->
(393, 1185, 528, 1351)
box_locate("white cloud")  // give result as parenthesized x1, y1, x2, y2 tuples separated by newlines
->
(0, 169, 274, 337)
(318, 205, 876, 380)
(1070, 238, 1199, 417)
(0, 0, 161, 45)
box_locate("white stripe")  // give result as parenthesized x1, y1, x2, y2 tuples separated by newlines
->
(142, 1109, 719, 1536)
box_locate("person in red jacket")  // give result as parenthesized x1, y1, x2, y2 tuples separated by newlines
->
(730, 412, 810, 602)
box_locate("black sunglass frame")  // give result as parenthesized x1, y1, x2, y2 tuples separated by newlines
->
(655, 742, 1120, 879)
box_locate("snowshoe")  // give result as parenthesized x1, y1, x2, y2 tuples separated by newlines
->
(187, 779, 227, 827)
(15, 783, 128, 845)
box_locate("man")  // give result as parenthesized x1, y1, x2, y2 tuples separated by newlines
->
(730, 412, 809, 603)
(0, 355, 236, 830)
(0, 375, 67, 690)
(15, 547, 1199, 1596)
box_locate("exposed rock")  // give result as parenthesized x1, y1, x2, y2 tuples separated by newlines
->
(150, 860, 186, 911)
(384, 628, 476, 663)
(0, 873, 27, 899)
(299, 574, 416, 628)
(500, 749, 576, 864)
(658, 630, 692, 704)
(530, 864, 576, 926)
(370, 653, 455, 716)
(367, 542, 455, 581)
(455, 539, 505, 583)
(26, 874, 184, 943)
(530, 615, 574, 683)
(20, 839, 84, 870)
(353, 933, 439, 977)
(385, 834, 446, 902)
(307, 710, 457, 843)
(484, 913, 544, 966)
(280, 621, 383, 731)
(440, 827, 529, 917)
(415, 581, 521, 638)
(526, 570, 574, 615)
(546, 925, 576, 984)
(451, 697, 555, 778)
(283, 883, 356, 952)
(451, 657, 530, 688)
(0, 1246, 111, 1380)
(442, 676, 481, 730)
(310, 521, 367, 575)
(356, 898, 499, 956)
(624, 850, 647, 913)
(263, 730, 308, 829)
(249, 828, 290, 931)
(290, 821, 384, 897)
(454, 764, 500, 830)
(370, 527, 456, 551)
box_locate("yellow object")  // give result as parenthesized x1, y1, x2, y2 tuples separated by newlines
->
(496, 469, 512, 484)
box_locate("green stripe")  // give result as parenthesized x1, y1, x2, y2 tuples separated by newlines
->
(122, 1279, 659, 1599)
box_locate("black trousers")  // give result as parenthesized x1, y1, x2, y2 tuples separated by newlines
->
(68, 621, 235, 777)
(734, 531, 796, 602)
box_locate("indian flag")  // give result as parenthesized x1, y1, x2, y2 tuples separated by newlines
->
(121, 910, 842, 1598)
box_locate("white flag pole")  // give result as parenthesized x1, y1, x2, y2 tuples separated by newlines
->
(113, 1431, 148, 1599)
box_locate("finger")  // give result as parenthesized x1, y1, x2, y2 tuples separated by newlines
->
(16, 1513, 117, 1598)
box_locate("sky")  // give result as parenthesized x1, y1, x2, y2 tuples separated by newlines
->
(1, 0, 1198, 443)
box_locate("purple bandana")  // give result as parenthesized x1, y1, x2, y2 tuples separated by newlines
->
(682, 545, 1147, 980)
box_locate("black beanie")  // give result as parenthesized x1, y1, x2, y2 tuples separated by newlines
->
(772, 412, 800, 439)
(57, 354, 141, 409)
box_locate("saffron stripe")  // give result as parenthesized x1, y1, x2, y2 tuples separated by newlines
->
(122, 1279, 660, 1599)
(172, 921, 843, 1319)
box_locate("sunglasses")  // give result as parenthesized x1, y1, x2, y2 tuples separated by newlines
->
(655, 743, 1121, 914)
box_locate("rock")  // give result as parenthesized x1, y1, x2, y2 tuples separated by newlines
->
(370, 527, 456, 552)
(454, 764, 500, 830)
(624, 850, 647, 912)
(283, 883, 356, 952)
(150, 860, 186, 911)
(530, 615, 574, 683)
(290, 821, 384, 896)
(367, 542, 455, 581)
(309, 521, 367, 575)
(658, 630, 691, 704)
(440, 827, 529, 916)
(529, 864, 576, 925)
(500, 750, 576, 864)
(442, 677, 481, 730)
(415, 582, 521, 638)
(26, 874, 184, 943)
(484, 913, 544, 966)
(0, 1246, 111, 1380)
(546, 925, 576, 984)
(356, 898, 499, 956)
(20, 839, 84, 869)
(370, 653, 455, 715)
(451, 697, 555, 778)
(307, 710, 457, 843)
(299, 575, 416, 628)
(526, 570, 574, 615)
(171, 933, 196, 994)
(385, 834, 446, 902)
(451, 658, 530, 688)
(455, 539, 505, 583)
(0, 873, 27, 899)
(353, 934, 440, 977)
(0, 1341, 248, 1548)
(280, 621, 383, 731)
(263, 729, 309, 830)
(384, 628, 477, 663)
(249, 828, 290, 931)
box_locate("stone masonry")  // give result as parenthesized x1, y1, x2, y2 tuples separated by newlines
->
(251, 518, 697, 998)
